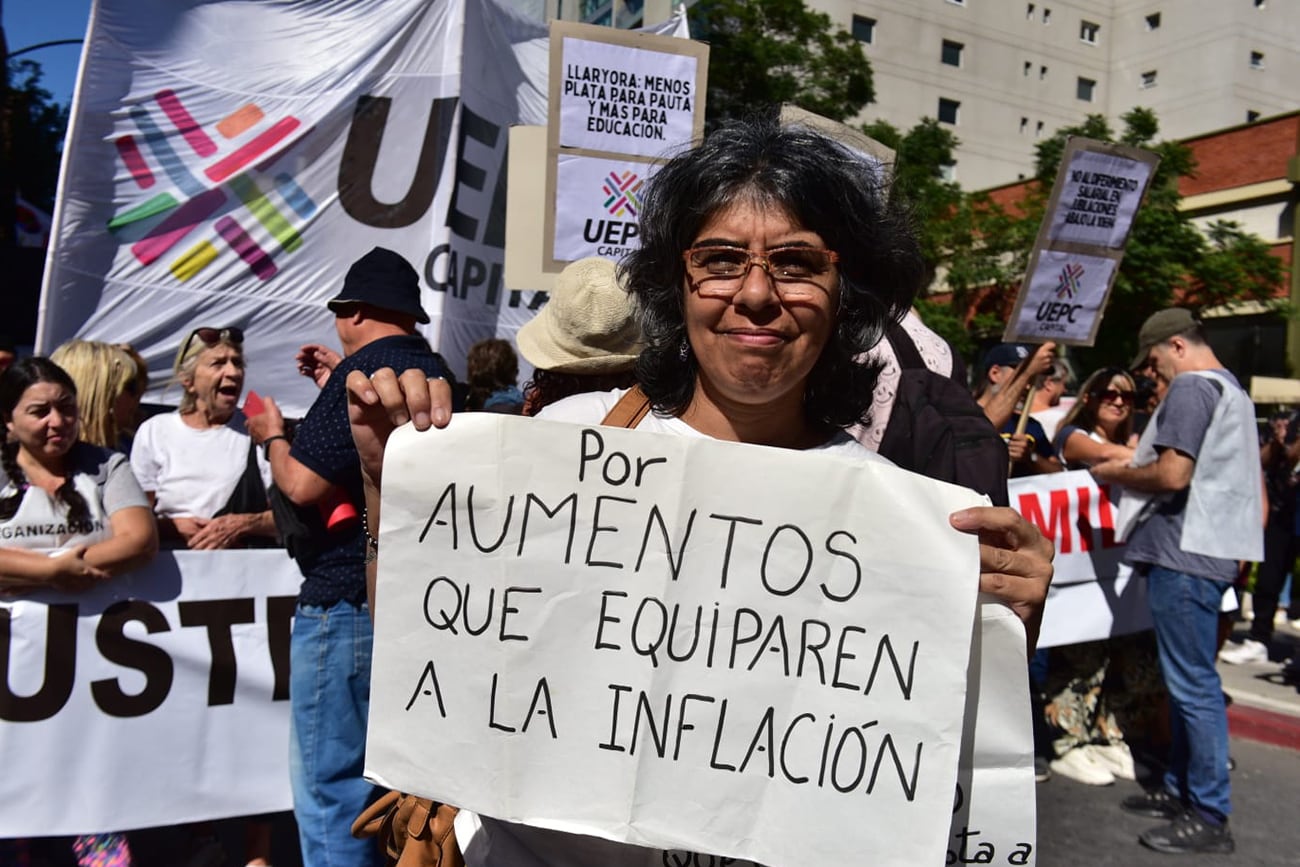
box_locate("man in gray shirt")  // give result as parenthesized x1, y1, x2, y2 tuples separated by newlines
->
(1093, 308, 1262, 856)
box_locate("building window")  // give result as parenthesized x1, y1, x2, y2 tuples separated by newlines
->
(1035, 120, 1044, 137)
(1140, 69, 1157, 88)
(1247, 110, 1261, 122)
(1250, 50, 1265, 69)
(938, 98, 960, 125)
(1020, 117, 1029, 133)
(1026, 3, 1035, 19)
(852, 14, 876, 43)
(1080, 20, 1099, 43)
(1145, 12, 1161, 30)
(1077, 77, 1096, 101)
(1254, 0, 1266, 8)
(1023, 60, 1032, 76)
(1042, 8, 1051, 24)
(941, 40, 964, 67)
(948, 0, 966, 5)
(939, 163, 957, 182)
(1039, 64, 1048, 80)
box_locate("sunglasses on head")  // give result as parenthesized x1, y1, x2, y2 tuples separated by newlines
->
(1095, 388, 1134, 405)
(176, 326, 244, 368)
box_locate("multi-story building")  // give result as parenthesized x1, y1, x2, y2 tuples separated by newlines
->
(539, 0, 1299, 192)
(823, 0, 1300, 189)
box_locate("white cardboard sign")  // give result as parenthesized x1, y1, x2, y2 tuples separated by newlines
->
(1047, 149, 1155, 249)
(365, 415, 990, 866)
(1008, 250, 1118, 343)
(552, 154, 661, 262)
(558, 37, 699, 156)
(1003, 137, 1160, 347)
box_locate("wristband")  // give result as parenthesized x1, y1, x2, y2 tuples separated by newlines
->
(261, 434, 288, 460)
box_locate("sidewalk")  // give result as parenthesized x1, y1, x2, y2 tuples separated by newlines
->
(1219, 618, 1300, 750)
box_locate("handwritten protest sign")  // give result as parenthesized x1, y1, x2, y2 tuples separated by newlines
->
(366, 414, 987, 866)
(1004, 137, 1159, 346)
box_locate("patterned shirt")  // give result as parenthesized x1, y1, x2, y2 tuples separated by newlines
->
(290, 334, 452, 607)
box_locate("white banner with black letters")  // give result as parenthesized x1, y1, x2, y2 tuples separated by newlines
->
(0, 551, 300, 836)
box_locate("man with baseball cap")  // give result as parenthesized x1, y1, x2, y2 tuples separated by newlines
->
(247, 247, 455, 864)
(1092, 307, 1262, 854)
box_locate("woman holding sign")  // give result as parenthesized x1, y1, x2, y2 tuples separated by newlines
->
(345, 116, 1053, 865)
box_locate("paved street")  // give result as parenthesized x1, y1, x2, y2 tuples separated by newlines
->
(1037, 620, 1300, 866)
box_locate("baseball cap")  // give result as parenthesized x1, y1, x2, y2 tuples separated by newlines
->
(983, 343, 1031, 370)
(327, 247, 430, 323)
(1130, 308, 1197, 369)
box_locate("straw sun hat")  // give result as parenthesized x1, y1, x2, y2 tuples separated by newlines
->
(516, 257, 645, 373)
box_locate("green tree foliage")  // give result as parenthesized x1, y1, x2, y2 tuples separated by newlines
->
(942, 108, 1286, 370)
(6, 60, 69, 212)
(690, 0, 873, 125)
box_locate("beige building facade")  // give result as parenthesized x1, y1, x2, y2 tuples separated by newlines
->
(818, 0, 1300, 188)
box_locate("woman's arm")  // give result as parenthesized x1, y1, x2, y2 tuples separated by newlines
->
(0, 545, 109, 591)
(84, 505, 159, 575)
(1060, 429, 1135, 468)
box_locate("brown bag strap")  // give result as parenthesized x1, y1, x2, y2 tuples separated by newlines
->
(600, 384, 651, 429)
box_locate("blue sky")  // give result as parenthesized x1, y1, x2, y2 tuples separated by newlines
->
(5, 0, 94, 106)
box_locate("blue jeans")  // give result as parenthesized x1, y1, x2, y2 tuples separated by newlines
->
(1145, 565, 1231, 822)
(290, 601, 384, 866)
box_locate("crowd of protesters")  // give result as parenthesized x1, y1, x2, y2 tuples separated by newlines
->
(0, 112, 1284, 865)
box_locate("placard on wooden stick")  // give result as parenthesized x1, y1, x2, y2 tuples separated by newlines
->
(1003, 137, 1160, 346)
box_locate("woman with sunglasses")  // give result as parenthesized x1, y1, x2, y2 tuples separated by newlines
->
(1054, 367, 1138, 468)
(1042, 366, 1163, 787)
(344, 116, 1054, 865)
(0, 357, 157, 866)
(130, 327, 278, 551)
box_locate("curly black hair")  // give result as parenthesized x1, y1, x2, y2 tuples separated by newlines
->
(619, 114, 923, 429)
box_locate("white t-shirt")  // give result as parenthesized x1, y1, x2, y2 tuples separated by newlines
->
(130, 411, 272, 518)
(0, 444, 149, 554)
(455, 388, 889, 867)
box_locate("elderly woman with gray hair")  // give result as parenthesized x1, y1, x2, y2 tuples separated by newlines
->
(130, 326, 277, 549)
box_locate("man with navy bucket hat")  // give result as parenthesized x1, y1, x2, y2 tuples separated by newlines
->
(247, 247, 456, 865)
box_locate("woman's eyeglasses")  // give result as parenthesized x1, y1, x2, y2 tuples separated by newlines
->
(683, 246, 839, 301)
(179, 326, 244, 361)
(1096, 388, 1134, 405)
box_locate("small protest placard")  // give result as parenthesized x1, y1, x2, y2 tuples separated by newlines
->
(365, 414, 990, 866)
(1004, 137, 1160, 346)
(558, 37, 699, 156)
(543, 21, 707, 271)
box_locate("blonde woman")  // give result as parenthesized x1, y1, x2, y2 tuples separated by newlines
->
(49, 340, 144, 452)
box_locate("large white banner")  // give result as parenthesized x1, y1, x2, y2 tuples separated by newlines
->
(40, 1, 684, 414)
(0, 551, 301, 836)
(1010, 471, 1152, 648)
(364, 415, 1038, 866)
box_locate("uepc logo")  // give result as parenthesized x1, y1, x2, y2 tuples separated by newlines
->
(109, 89, 311, 283)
